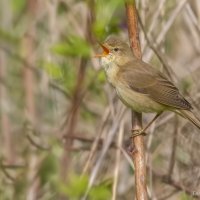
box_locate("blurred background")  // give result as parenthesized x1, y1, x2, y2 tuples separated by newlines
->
(0, 0, 200, 199)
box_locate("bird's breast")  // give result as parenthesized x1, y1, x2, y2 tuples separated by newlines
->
(116, 85, 167, 113)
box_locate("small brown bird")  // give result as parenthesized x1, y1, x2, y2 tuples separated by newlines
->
(96, 36, 200, 135)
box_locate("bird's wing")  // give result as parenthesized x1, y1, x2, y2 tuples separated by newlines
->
(118, 60, 192, 110)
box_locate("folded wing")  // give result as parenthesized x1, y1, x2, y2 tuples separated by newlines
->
(118, 59, 192, 110)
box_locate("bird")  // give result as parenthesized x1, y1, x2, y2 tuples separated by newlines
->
(95, 35, 200, 136)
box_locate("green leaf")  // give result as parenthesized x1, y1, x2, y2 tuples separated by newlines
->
(51, 36, 91, 57)
(89, 185, 111, 200)
(38, 154, 58, 185)
(59, 174, 89, 198)
(93, 0, 123, 38)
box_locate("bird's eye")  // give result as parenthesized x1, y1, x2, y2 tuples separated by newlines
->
(113, 48, 119, 52)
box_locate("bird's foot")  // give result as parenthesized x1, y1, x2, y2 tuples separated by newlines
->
(131, 129, 147, 138)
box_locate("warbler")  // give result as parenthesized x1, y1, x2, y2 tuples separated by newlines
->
(96, 36, 200, 135)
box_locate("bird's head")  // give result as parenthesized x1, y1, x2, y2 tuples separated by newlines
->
(96, 36, 133, 66)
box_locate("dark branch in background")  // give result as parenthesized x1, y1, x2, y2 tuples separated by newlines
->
(24, 121, 51, 151)
(60, 0, 95, 181)
(0, 159, 18, 182)
(125, 1, 148, 199)
(60, 68, 102, 131)
(60, 57, 87, 180)
(64, 134, 118, 151)
(26, 134, 51, 151)
(1, 165, 15, 182)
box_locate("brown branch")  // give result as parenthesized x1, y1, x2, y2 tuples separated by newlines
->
(1, 165, 16, 182)
(60, 58, 87, 180)
(1, 163, 26, 169)
(64, 133, 118, 150)
(82, 107, 111, 174)
(26, 133, 51, 151)
(23, 1, 41, 199)
(60, 0, 96, 182)
(125, 1, 148, 200)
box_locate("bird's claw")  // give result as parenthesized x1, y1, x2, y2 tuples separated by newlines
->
(131, 129, 147, 138)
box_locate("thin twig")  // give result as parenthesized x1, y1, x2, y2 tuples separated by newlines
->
(26, 134, 51, 151)
(186, 4, 200, 35)
(137, 13, 174, 81)
(60, 57, 87, 180)
(141, 0, 167, 51)
(125, 1, 148, 199)
(112, 120, 124, 200)
(82, 107, 111, 174)
(82, 105, 126, 200)
(144, 0, 187, 61)
(1, 165, 16, 182)
(167, 116, 178, 179)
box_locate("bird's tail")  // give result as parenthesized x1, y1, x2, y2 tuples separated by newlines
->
(178, 109, 200, 129)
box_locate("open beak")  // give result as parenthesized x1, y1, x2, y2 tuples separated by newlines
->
(95, 43, 110, 58)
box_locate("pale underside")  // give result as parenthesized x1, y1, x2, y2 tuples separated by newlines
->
(116, 85, 167, 113)
(101, 56, 192, 113)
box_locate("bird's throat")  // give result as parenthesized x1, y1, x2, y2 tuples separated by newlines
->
(101, 58, 119, 87)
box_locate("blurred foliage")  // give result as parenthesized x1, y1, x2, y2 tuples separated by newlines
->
(179, 192, 193, 200)
(0, 28, 19, 45)
(11, 0, 26, 13)
(58, 174, 111, 200)
(93, 0, 124, 39)
(0, 0, 200, 199)
(51, 36, 91, 58)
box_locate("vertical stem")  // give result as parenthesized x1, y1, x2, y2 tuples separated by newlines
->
(23, 1, 40, 200)
(60, 57, 87, 180)
(60, 0, 95, 181)
(112, 120, 124, 200)
(0, 0, 13, 164)
(125, 1, 148, 200)
(0, 52, 13, 163)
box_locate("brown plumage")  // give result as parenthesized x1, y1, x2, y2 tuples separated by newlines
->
(96, 36, 200, 130)
(118, 60, 192, 110)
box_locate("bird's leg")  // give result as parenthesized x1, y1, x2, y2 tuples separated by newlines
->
(131, 112, 163, 137)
